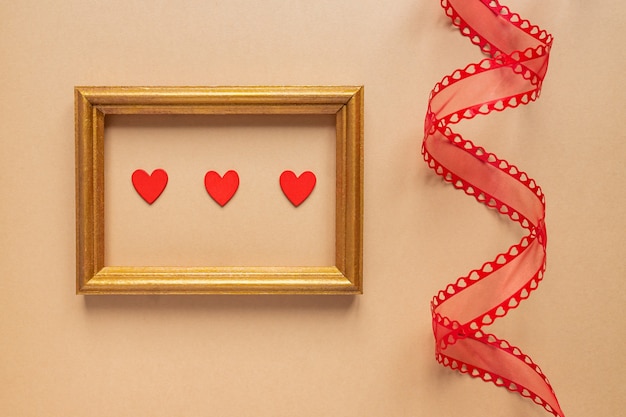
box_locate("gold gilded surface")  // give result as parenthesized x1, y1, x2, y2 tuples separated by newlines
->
(75, 86, 364, 294)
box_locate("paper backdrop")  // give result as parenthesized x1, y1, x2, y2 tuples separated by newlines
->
(1, 1, 625, 416)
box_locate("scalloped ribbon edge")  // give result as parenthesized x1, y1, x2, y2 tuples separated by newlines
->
(422, 1, 564, 416)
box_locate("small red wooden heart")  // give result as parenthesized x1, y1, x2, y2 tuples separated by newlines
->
(204, 170, 239, 206)
(131, 169, 168, 204)
(280, 170, 316, 207)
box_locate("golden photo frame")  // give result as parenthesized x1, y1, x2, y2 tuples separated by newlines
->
(75, 86, 363, 294)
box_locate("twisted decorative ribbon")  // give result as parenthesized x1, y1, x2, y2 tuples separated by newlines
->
(422, 1, 564, 416)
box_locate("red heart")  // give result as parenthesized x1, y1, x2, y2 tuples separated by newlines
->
(132, 169, 168, 204)
(280, 170, 316, 207)
(204, 170, 239, 206)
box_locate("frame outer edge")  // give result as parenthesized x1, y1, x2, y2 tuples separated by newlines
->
(352, 86, 364, 293)
(75, 88, 94, 293)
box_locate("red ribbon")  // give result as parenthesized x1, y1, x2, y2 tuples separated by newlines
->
(422, 1, 564, 416)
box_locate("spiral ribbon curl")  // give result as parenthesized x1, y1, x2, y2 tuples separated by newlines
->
(422, 1, 564, 416)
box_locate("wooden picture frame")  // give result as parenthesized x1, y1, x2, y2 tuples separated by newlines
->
(75, 86, 363, 294)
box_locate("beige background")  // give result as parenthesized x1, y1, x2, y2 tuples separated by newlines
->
(1, 1, 624, 416)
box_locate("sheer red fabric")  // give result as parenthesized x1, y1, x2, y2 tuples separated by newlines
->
(422, 1, 564, 416)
